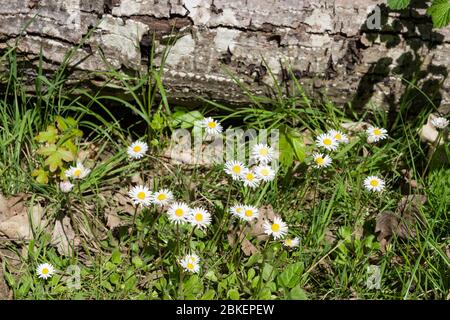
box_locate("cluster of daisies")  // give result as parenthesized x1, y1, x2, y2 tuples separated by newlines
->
(38, 116, 447, 280)
(313, 126, 389, 193)
(224, 143, 277, 188)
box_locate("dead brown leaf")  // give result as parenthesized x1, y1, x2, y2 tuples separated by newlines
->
(51, 216, 80, 256)
(0, 200, 46, 240)
(375, 195, 427, 252)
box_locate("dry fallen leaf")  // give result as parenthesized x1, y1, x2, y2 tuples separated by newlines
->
(0, 200, 46, 240)
(341, 121, 371, 133)
(375, 195, 427, 252)
(51, 216, 80, 256)
(419, 114, 450, 144)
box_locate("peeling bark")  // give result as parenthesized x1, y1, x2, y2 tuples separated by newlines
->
(0, 0, 449, 112)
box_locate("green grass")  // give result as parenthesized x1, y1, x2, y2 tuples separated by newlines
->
(0, 45, 449, 300)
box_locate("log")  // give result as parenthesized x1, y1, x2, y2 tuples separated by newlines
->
(0, 0, 449, 112)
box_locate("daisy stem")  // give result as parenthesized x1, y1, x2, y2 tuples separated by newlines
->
(186, 225, 197, 252)
(176, 223, 180, 256)
(312, 169, 320, 206)
(76, 182, 99, 245)
(255, 238, 270, 298)
(421, 130, 442, 182)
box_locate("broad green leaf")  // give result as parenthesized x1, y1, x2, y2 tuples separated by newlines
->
(288, 285, 308, 300)
(427, 0, 450, 28)
(278, 262, 304, 289)
(35, 125, 58, 144)
(287, 132, 306, 162)
(201, 289, 215, 300)
(150, 111, 165, 131)
(279, 133, 294, 169)
(171, 110, 203, 129)
(387, 0, 410, 10)
(43, 147, 74, 172)
(262, 263, 276, 282)
(61, 139, 78, 157)
(227, 289, 240, 300)
(109, 273, 120, 285)
(111, 249, 122, 265)
(31, 168, 49, 184)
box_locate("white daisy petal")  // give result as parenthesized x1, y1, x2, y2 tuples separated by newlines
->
(283, 237, 300, 248)
(127, 141, 148, 159)
(312, 153, 332, 169)
(254, 165, 276, 182)
(238, 205, 259, 222)
(328, 129, 349, 144)
(363, 176, 385, 192)
(316, 134, 338, 151)
(36, 263, 55, 280)
(65, 162, 91, 180)
(59, 181, 74, 193)
(431, 117, 449, 129)
(128, 185, 153, 206)
(179, 254, 200, 273)
(263, 216, 288, 240)
(166, 202, 190, 224)
(202, 117, 223, 136)
(224, 160, 247, 180)
(366, 126, 388, 143)
(240, 169, 261, 188)
(251, 143, 275, 163)
(152, 189, 174, 206)
(188, 207, 212, 229)
(230, 204, 245, 219)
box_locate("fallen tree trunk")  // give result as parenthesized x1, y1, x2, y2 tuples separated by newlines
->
(0, 0, 449, 112)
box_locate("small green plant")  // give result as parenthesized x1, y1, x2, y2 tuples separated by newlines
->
(32, 116, 83, 184)
(387, 0, 450, 28)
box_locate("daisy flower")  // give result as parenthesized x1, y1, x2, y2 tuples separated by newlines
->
(224, 160, 247, 180)
(328, 129, 349, 144)
(166, 202, 190, 224)
(251, 143, 275, 163)
(366, 126, 388, 143)
(59, 181, 74, 193)
(179, 254, 200, 273)
(312, 153, 332, 169)
(263, 216, 288, 240)
(254, 164, 276, 182)
(239, 205, 259, 222)
(431, 117, 449, 129)
(127, 141, 148, 159)
(230, 204, 245, 218)
(152, 189, 173, 206)
(316, 133, 338, 151)
(283, 237, 300, 248)
(202, 117, 223, 136)
(65, 162, 91, 179)
(188, 207, 212, 229)
(128, 185, 153, 206)
(36, 263, 55, 280)
(240, 169, 260, 188)
(363, 176, 385, 192)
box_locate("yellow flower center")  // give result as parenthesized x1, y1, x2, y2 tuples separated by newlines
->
(323, 138, 332, 146)
(373, 129, 381, 136)
(271, 223, 280, 232)
(246, 173, 255, 181)
(236, 207, 243, 213)
(42, 268, 49, 275)
(315, 157, 324, 165)
(137, 191, 146, 200)
(208, 121, 216, 129)
(133, 145, 142, 152)
(245, 210, 253, 217)
(285, 239, 292, 246)
(74, 169, 81, 177)
(259, 148, 269, 156)
(175, 208, 184, 217)
(195, 213, 203, 222)
(157, 193, 167, 201)
(370, 179, 379, 187)
(261, 168, 269, 176)
(335, 134, 342, 140)
(232, 165, 241, 174)
(187, 263, 194, 269)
